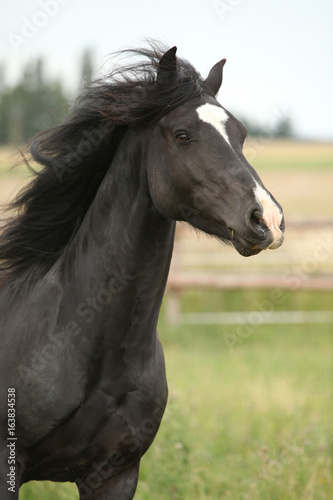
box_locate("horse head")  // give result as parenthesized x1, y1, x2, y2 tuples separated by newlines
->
(148, 47, 285, 256)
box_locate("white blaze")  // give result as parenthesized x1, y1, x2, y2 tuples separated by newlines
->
(197, 102, 284, 251)
(254, 183, 284, 249)
(196, 103, 232, 148)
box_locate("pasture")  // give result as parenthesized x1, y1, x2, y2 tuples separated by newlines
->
(1, 140, 332, 499)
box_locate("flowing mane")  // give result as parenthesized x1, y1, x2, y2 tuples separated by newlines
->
(0, 44, 203, 277)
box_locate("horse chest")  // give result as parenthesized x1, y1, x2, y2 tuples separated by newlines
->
(24, 368, 167, 483)
(22, 335, 167, 482)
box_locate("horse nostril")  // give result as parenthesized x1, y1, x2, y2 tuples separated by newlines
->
(250, 209, 266, 231)
(251, 211, 260, 226)
(279, 216, 285, 232)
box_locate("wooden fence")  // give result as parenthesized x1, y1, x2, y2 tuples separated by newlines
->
(165, 217, 333, 325)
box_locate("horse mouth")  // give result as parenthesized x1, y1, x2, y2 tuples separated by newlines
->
(228, 226, 274, 257)
(231, 235, 263, 257)
(228, 211, 285, 257)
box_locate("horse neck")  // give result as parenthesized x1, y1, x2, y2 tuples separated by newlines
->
(71, 128, 175, 338)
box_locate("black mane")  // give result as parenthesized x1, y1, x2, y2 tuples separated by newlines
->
(0, 43, 203, 277)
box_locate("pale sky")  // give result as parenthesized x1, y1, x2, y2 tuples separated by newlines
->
(1, 0, 332, 140)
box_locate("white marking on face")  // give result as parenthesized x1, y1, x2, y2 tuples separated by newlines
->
(196, 103, 232, 148)
(254, 183, 284, 249)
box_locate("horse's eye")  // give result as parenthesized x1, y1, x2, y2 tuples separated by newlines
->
(175, 131, 191, 144)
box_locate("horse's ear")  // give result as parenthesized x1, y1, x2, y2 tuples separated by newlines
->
(157, 46, 177, 84)
(204, 59, 226, 96)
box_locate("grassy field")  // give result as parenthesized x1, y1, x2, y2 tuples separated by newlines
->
(1, 140, 332, 499)
(244, 139, 333, 171)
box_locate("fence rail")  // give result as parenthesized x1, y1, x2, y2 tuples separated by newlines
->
(167, 273, 333, 292)
(165, 218, 333, 325)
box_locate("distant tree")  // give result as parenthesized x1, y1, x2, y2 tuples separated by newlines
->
(240, 114, 294, 139)
(79, 48, 95, 89)
(0, 63, 6, 139)
(0, 64, 5, 91)
(240, 117, 264, 137)
(0, 59, 69, 144)
(273, 115, 294, 138)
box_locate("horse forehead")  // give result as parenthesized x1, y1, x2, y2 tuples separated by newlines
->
(196, 102, 231, 147)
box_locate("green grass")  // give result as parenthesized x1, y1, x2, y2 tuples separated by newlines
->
(20, 290, 332, 499)
(179, 289, 333, 315)
(20, 482, 77, 500)
(138, 324, 332, 500)
(244, 139, 333, 172)
(140, 295, 333, 500)
(252, 156, 333, 172)
(0, 147, 30, 176)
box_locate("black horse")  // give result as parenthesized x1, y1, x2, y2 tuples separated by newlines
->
(0, 44, 284, 499)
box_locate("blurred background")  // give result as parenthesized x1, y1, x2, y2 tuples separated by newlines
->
(1, 0, 332, 499)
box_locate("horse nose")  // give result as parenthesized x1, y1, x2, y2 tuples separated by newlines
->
(251, 183, 285, 250)
(249, 207, 284, 250)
